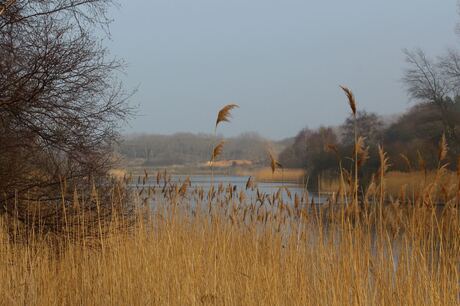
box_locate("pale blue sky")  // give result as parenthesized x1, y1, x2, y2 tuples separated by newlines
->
(109, 0, 459, 139)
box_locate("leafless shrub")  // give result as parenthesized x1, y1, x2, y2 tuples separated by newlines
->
(0, 0, 132, 233)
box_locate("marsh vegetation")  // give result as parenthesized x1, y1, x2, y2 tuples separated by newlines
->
(1, 1, 460, 305)
(0, 89, 459, 306)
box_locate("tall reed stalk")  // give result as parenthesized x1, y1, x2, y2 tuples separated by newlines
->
(210, 104, 238, 185)
(340, 85, 358, 207)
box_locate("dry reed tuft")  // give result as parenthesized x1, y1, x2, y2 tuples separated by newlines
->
(400, 153, 412, 171)
(210, 140, 225, 163)
(340, 85, 357, 116)
(245, 176, 254, 190)
(378, 145, 390, 178)
(438, 133, 448, 162)
(268, 149, 283, 174)
(215, 104, 239, 128)
(355, 136, 370, 167)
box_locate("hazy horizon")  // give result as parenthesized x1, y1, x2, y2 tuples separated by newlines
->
(109, 0, 459, 139)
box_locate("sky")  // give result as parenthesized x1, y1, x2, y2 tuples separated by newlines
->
(108, 0, 459, 140)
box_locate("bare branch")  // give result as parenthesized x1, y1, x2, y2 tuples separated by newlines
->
(0, 0, 131, 201)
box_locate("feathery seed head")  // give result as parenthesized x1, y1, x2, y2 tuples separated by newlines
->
(215, 104, 239, 128)
(340, 85, 357, 116)
(438, 133, 448, 162)
(210, 140, 225, 162)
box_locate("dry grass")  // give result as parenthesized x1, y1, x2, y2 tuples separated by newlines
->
(318, 170, 458, 199)
(246, 167, 306, 183)
(340, 85, 357, 116)
(108, 168, 127, 179)
(0, 175, 458, 305)
(210, 140, 225, 163)
(215, 104, 239, 128)
(267, 149, 283, 174)
(384, 170, 457, 199)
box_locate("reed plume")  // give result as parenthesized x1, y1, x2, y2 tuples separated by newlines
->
(239, 190, 246, 203)
(245, 176, 254, 190)
(400, 153, 412, 171)
(211, 104, 237, 186)
(355, 136, 369, 167)
(210, 140, 225, 163)
(268, 149, 283, 174)
(340, 85, 356, 116)
(438, 133, 448, 162)
(378, 145, 390, 178)
(378, 145, 389, 232)
(294, 193, 300, 209)
(179, 177, 191, 196)
(341, 85, 358, 205)
(215, 104, 239, 128)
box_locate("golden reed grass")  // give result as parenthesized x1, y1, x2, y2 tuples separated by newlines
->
(0, 172, 458, 305)
(210, 140, 225, 164)
(215, 104, 239, 129)
(340, 85, 357, 116)
(267, 149, 283, 174)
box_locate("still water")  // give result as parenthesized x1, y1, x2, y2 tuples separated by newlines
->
(135, 174, 329, 205)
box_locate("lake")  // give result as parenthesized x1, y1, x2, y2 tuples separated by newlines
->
(133, 174, 329, 205)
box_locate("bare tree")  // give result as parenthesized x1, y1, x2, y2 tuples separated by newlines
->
(0, 0, 131, 221)
(402, 1, 460, 154)
(403, 48, 460, 153)
(341, 111, 384, 147)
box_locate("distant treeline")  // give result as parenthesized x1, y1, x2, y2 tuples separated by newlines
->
(118, 132, 292, 166)
(279, 100, 460, 183)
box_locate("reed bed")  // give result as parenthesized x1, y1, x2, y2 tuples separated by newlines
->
(314, 170, 459, 199)
(0, 170, 458, 306)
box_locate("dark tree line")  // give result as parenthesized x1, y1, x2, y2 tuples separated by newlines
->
(119, 132, 281, 167)
(280, 101, 460, 189)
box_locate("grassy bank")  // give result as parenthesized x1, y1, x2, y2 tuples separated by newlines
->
(111, 166, 307, 184)
(237, 167, 306, 183)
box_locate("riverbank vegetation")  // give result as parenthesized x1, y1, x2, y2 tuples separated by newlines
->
(0, 165, 458, 305)
(1, 85, 459, 305)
